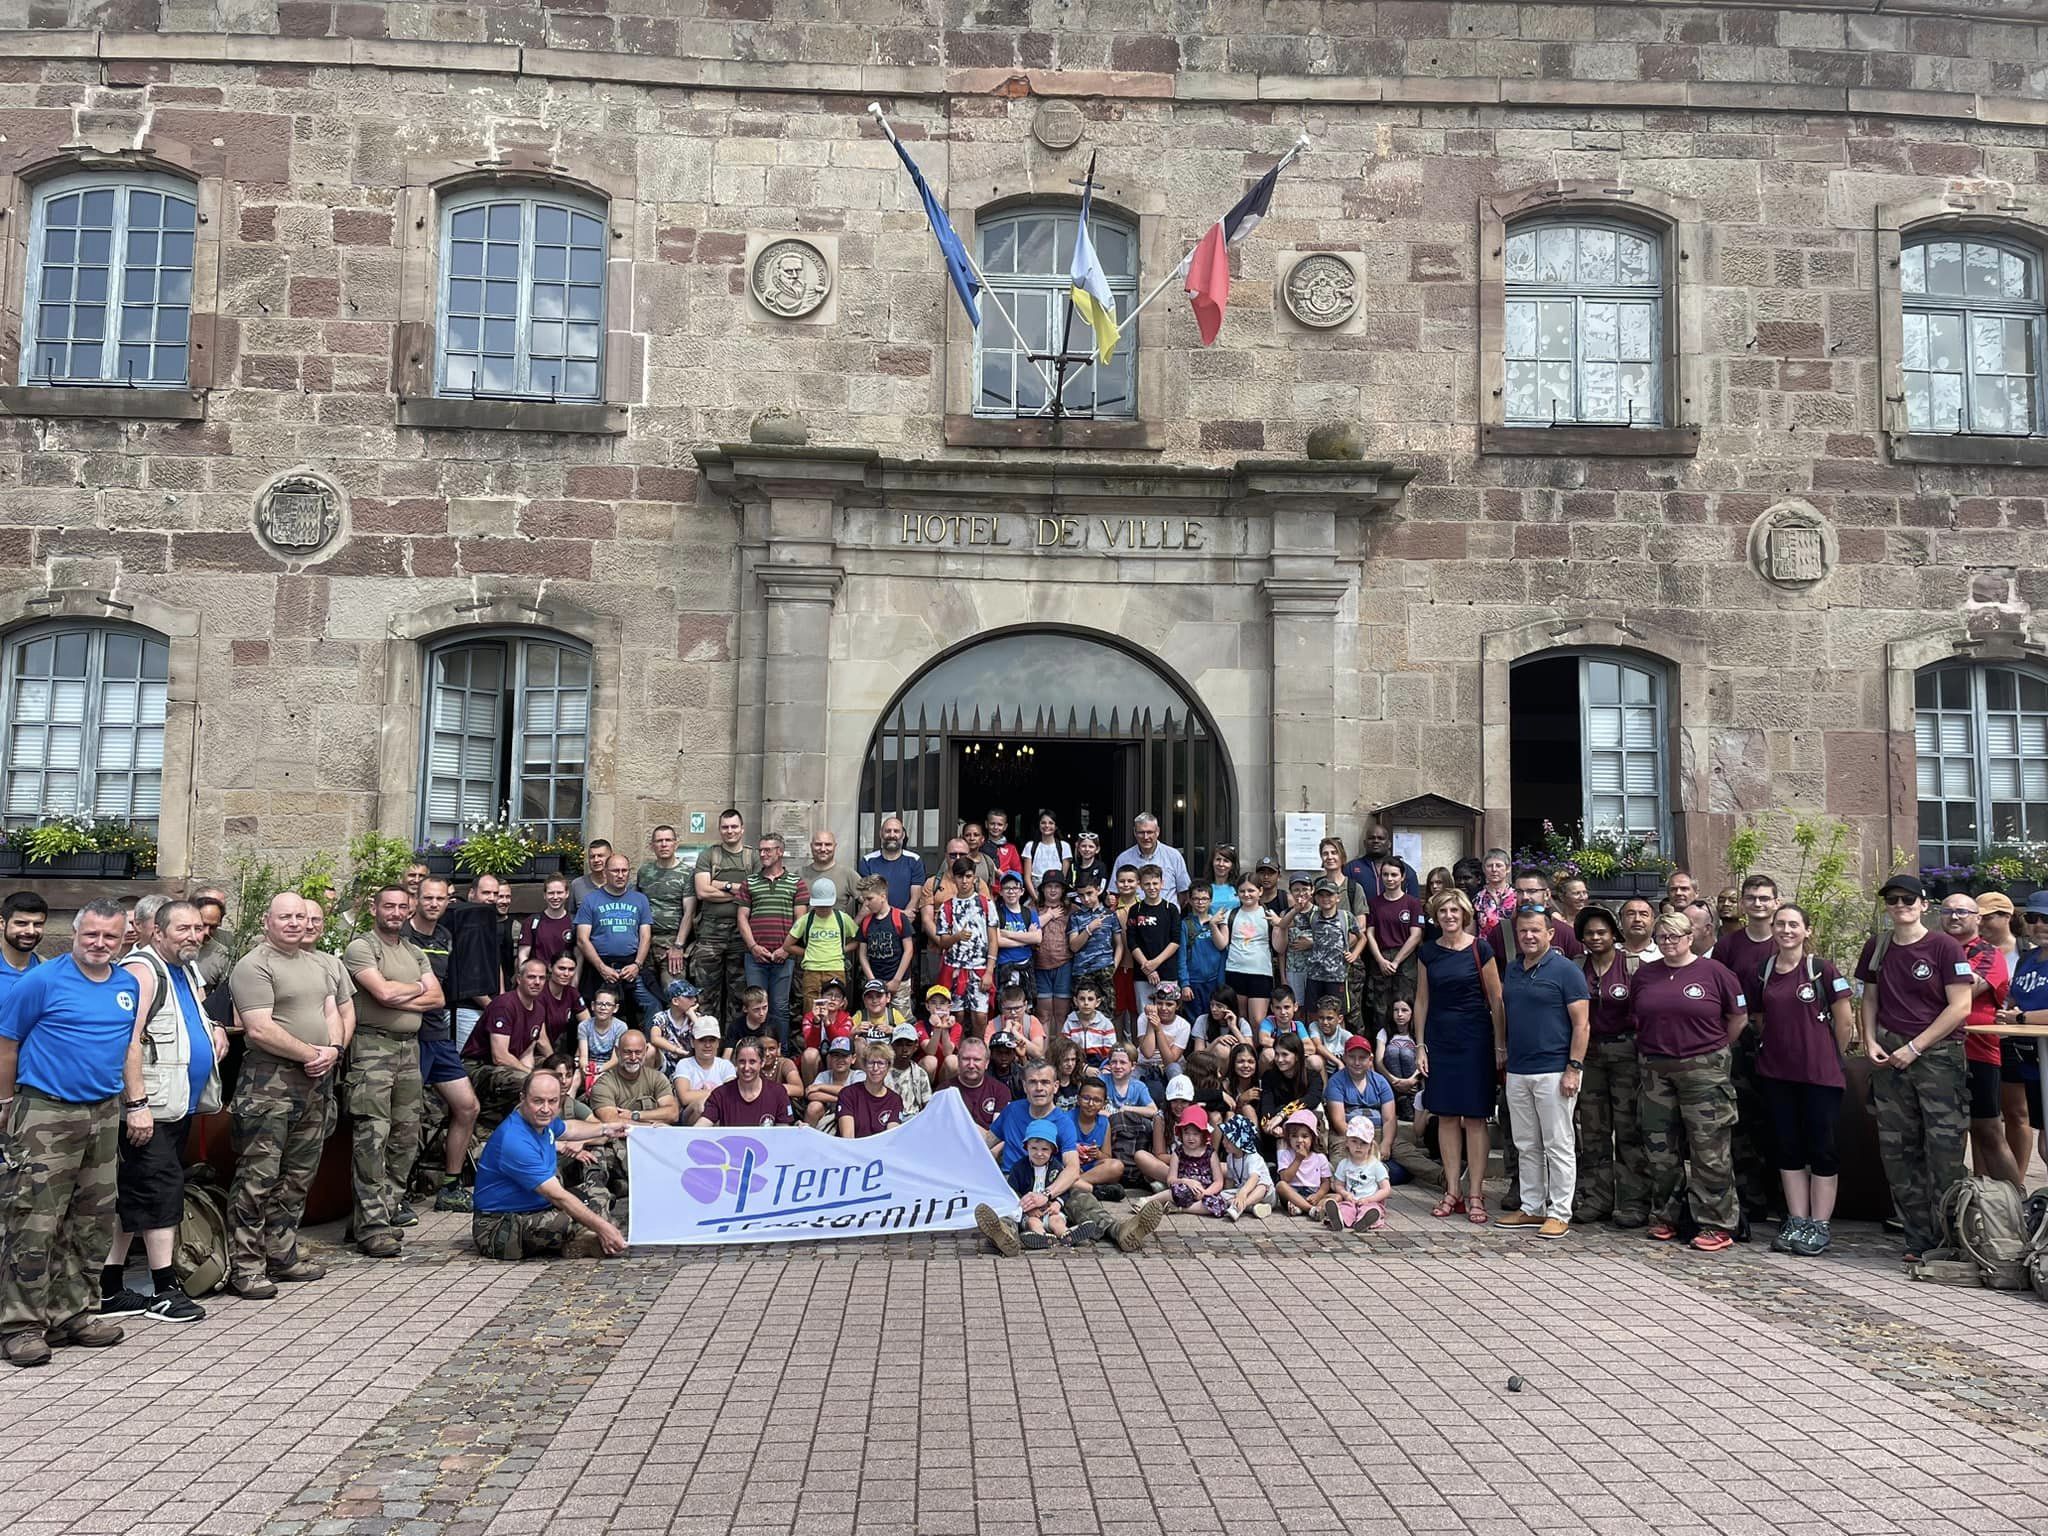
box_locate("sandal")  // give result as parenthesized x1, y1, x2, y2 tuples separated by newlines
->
(1467, 1197, 1490, 1225)
(1431, 1193, 1467, 1219)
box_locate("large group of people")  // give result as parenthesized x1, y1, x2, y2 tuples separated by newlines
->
(0, 802, 2036, 1365)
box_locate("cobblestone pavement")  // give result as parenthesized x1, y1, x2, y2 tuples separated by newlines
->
(5, 1181, 2048, 1536)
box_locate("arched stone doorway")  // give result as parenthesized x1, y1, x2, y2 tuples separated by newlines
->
(858, 626, 1238, 874)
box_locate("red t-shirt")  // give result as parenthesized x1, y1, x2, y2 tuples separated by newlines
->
(1581, 956, 1636, 1039)
(1713, 928, 1776, 1000)
(700, 1079, 798, 1127)
(1367, 893, 1422, 954)
(1962, 936, 2011, 1064)
(1855, 930, 1973, 1044)
(944, 1075, 1012, 1130)
(840, 1084, 905, 1137)
(1631, 958, 1746, 1060)
(1754, 957, 1851, 1088)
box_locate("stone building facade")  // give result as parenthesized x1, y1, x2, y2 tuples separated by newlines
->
(0, 0, 2044, 888)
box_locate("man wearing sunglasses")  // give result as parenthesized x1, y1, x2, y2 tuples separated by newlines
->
(1994, 892, 2048, 1177)
(1855, 875, 1974, 1263)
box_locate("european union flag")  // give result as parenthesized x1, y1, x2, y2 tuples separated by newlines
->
(887, 135, 982, 328)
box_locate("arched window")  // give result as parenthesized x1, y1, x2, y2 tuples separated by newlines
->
(21, 171, 197, 387)
(421, 632, 590, 843)
(975, 207, 1137, 420)
(437, 186, 607, 402)
(1901, 233, 2042, 436)
(1503, 219, 1663, 426)
(1510, 651, 1669, 850)
(0, 624, 169, 828)
(1916, 662, 2048, 867)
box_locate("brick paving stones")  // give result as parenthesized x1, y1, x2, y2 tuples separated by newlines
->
(3, 1186, 2048, 1534)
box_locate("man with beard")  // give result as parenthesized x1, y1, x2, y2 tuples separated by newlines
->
(0, 892, 47, 997)
(343, 887, 443, 1258)
(858, 816, 928, 914)
(102, 901, 225, 1321)
(410, 877, 479, 1212)
(464, 958, 554, 1131)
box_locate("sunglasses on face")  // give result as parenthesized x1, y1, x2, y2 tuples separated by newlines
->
(1883, 894, 1920, 907)
(2028, 914, 2048, 926)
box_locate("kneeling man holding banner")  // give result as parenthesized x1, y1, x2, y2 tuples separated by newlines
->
(472, 1069, 630, 1260)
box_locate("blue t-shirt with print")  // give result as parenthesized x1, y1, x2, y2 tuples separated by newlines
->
(475, 1113, 565, 1215)
(991, 1101, 1078, 1174)
(1105, 1076, 1154, 1113)
(2011, 948, 2048, 1023)
(0, 954, 136, 1103)
(1325, 1066, 1395, 1134)
(1067, 907, 1120, 972)
(575, 890, 653, 961)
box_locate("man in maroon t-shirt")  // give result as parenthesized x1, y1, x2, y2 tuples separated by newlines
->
(1712, 874, 1782, 1225)
(464, 958, 552, 1129)
(1856, 874, 1975, 1261)
(940, 1035, 1011, 1130)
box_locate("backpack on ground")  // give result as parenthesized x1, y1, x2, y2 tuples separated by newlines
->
(1917, 1176, 2030, 1289)
(174, 1168, 232, 1298)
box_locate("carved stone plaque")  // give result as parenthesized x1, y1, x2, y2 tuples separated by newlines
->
(1747, 499, 1836, 591)
(1033, 100, 1084, 151)
(1282, 253, 1361, 329)
(255, 472, 344, 561)
(750, 238, 833, 320)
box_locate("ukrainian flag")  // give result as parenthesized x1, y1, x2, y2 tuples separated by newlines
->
(1069, 161, 1122, 366)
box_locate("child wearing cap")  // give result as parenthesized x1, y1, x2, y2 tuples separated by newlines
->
(1328, 1122, 1391, 1232)
(1007, 1121, 1072, 1248)
(1152, 1104, 1226, 1215)
(804, 1035, 858, 1127)
(923, 984, 964, 1080)
(886, 1023, 934, 1119)
(786, 882, 860, 1023)
(672, 1015, 738, 1122)
(796, 977, 854, 1084)
(1283, 872, 1317, 1002)
(1275, 1109, 1335, 1217)
(649, 980, 712, 1071)
(993, 871, 1041, 998)
(1216, 1113, 1273, 1220)
(857, 978, 909, 1037)
(1179, 883, 1226, 1024)
(1302, 876, 1353, 1017)
(986, 1028, 1028, 1099)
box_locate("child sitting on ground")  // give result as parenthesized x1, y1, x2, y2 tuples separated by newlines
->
(1062, 980, 1118, 1068)
(1155, 1105, 1226, 1216)
(1007, 1120, 1071, 1249)
(1275, 1109, 1335, 1218)
(1328, 1122, 1391, 1233)
(1216, 1113, 1273, 1221)
(576, 987, 627, 1092)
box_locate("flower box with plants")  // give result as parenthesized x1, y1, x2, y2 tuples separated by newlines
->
(1918, 842, 2048, 903)
(416, 819, 571, 884)
(0, 815, 159, 879)
(1514, 821, 1674, 901)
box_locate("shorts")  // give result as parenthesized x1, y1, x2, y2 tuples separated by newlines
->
(1969, 1057, 2005, 1121)
(2001, 1041, 2044, 1126)
(1225, 968, 1273, 1002)
(1761, 1075, 1842, 1177)
(1034, 962, 1073, 999)
(1303, 976, 1346, 1013)
(420, 1037, 468, 1086)
(115, 1113, 192, 1233)
(938, 972, 990, 1016)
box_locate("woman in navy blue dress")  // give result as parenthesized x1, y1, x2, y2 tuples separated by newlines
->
(1414, 889, 1505, 1224)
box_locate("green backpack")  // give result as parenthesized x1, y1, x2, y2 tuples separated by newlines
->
(174, 1170, 232, 1298)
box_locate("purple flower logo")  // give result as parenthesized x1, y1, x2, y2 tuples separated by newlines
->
(680, 1135, 768, 1204)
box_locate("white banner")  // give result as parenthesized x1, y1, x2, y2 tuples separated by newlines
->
(625, 1091, 1021, 1246)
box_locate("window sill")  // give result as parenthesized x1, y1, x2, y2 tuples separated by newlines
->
(397, 396, 628, 435)
(1888, 432, 2048, 468)
(0, 386, 206, 422)
(944, 414, 1162, 451)
(1481, 424, 1699, 458)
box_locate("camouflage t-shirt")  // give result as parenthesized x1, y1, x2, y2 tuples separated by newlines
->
(636, 860, 693, 946)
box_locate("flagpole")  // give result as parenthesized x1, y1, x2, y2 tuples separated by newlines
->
(868, 102, 1062, 415)
(1119, 133, 1312, 332)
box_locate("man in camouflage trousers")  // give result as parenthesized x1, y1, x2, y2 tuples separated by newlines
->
(227, 894, 345, 1299)
(343, 886, 443, 1259)
(690, 808, 760, 1029)
(471, 1069, 629, 1261)
(1576, 1036, 1650, 1226)
(0, 901, 139, 1367)
(1640, 1049, 1740, 1234)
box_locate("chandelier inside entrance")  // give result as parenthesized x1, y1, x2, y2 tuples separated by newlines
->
(960, 739, 1038, 790)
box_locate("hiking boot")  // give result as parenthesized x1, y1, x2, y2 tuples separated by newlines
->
(228, 1273, 278, 1300)
(1020, 1230, 1050, 1251)
(974, 1203, 1021, 1257)
(1797, 1219, 1832, 1256)
(433, 1182, 473, 1213)
(393, 1203, 419, 1228)
(1068, 1221, 1103, 1245)
(144, 1288, 205, 1323)
(358, 1233, 402, 1260)
(266, 1257, 326, 1283)
(100, 1288, 153, 1317)
(1, 1331, 50, 1368)
(1116, 1197, 1166, 1252)
(46, 1315, 123, 1348)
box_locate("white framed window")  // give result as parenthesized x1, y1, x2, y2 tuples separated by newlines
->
(421, 633, 590, 843)
(1581, 655, 1666, 840)
(1503, 219, 1662, 427)
(974, 207, 1137, 419)
(20, 172, 196, 388)
(1, 624, 168, 828)
(1916, 663, 2048, 867)
(1901, 234, 2043, 436)
(437, 187, 606, 402)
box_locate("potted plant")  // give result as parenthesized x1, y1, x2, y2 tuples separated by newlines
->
(415, 838, 459, 877)
(450, 818, 545, 882)
(1517, 821, 1674, 904)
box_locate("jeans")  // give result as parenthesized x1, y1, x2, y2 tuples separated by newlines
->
(743, 953, 795, 1048)
(1505, 1070, 1576, 1221)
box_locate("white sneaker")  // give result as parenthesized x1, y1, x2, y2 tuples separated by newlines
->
(1250, 1203, 1271, 1220)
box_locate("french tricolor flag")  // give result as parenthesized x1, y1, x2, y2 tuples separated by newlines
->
(1180, 163, 1281, 347)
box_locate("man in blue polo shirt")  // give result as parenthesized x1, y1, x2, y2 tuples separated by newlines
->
(472, 1067, 630, 1260)
(1498, 904, 1591, 1238)
(0, 899, 143, 1367)
(0, 891, 48, 999)
(575, 854, 653, 1025)
(973, 1060, 1164, 1256)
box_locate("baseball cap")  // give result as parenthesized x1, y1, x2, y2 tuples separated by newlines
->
(1878, 873, 1925, 901)
(691, 1017, 721, 1040)
(2025, 891, 2048, 919)
(809, 879, 837, 907)
(1977, 891, 2016, 916)
(926, 984, 953, 1002)
(827, 1035, 853, 1053)
(817, 977, 847, 999)
(1153, 981, 1181, 1002)
(1176, 1105, 1211, 1133)
(1343, 1122, 1376, 1145)
(1165, 1073, 1195, 1102)
(1313, 876, 1342, 895)
(862, 978, 889, 995)
(1284, 1108, 1320, 1133)
(890, 1023, 919, 1044)
(1290, 872, 1313, 889)
(1255, 856, 1280, 873)
(1344, 1034, 1373, 1054)
(999, 869, 1023, 885)
(667, 980, 699, 1001)
(990, 1030, 1019, 1049)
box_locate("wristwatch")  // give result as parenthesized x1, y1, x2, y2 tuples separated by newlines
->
(1565, 1059, 1583, 1071)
